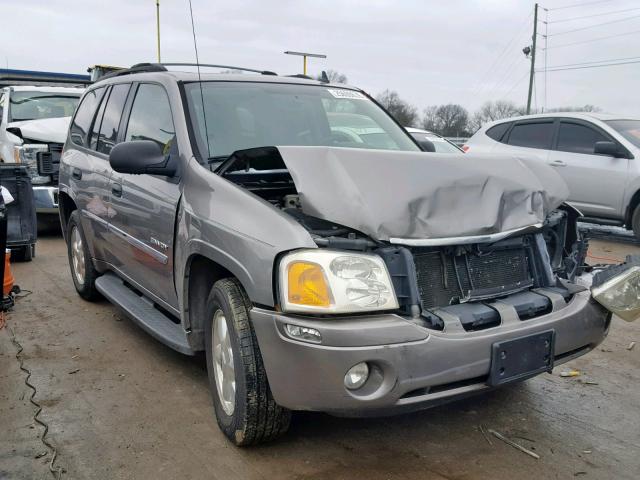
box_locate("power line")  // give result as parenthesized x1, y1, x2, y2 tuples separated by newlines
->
(548, 0, 619, 11)
(484, 56, 528, 99)
(501, 70, 530, 99)
(470, 11, 533, 98)
(539, 59, 640, 72)
(544, 8, 548, 110)
(547, 12, 640, 36)
(547, 6, 640, 23)
(544, 28, 640, 49)
(543, 55, 640, 69)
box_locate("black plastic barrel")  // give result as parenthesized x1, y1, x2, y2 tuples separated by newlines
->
(0, 164, 37, 261)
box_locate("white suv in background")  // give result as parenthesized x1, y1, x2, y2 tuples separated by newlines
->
(464, 113, 640, 238)
(0, 85, 83, 222)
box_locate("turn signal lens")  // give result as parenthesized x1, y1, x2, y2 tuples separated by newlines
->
(287, 261, 332, 307)
(592, 266, 640, 322)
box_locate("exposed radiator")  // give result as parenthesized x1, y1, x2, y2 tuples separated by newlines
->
(413, 245, 533, 309)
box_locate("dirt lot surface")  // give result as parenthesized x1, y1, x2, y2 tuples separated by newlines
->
(1, 234, 639, 480)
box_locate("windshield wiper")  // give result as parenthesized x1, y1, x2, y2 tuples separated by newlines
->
(207, 155, 229, 172)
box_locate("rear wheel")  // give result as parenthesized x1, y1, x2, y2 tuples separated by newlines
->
(632, 205, 640, 240)
(204, 278, 291, 446)
(66, 211, 99, 300)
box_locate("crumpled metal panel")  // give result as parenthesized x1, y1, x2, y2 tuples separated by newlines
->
(276, 146, 569, 241)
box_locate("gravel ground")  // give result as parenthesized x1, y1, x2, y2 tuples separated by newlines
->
(1, 234, 639, 480)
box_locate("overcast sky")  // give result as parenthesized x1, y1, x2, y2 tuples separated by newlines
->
(3, 0, 639, 118)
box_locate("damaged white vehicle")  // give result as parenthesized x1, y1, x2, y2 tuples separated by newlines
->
(0, 85, 83, 222)
(58, 64, 640, 446)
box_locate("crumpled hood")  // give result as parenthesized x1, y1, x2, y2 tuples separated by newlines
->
(276, 146, 569, 241)
(7, 116, 71, 144)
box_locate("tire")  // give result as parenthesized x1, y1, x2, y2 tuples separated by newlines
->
(66, 211, 100, 301)
(632, 205, 640, 240)
(204, 277, 291, 446)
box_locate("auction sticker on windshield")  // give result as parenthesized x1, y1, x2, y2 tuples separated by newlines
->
(328, 89, 366, 100)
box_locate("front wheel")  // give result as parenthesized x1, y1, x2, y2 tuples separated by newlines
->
(632, 205, 640, 240)
(204, 278, 291, 446)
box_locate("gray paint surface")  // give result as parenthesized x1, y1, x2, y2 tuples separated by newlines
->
(277, 146, 569, 241)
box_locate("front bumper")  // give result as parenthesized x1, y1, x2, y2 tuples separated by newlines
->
(33, 186, 58, 214)
(251, 290, 610, 416)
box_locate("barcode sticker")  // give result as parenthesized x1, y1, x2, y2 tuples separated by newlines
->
(327, 89, 366, 100)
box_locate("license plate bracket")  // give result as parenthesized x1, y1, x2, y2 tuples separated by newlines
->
(488, 330, 555, 386)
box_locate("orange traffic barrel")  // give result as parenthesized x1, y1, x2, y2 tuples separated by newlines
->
(3, 249, 14, 296)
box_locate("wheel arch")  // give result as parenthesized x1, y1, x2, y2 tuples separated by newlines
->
(183, 250, 255, 351)
(58, 190, 77, 243)
(625, 188, 640, 228)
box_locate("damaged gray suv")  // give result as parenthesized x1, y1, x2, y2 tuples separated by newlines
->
(59, 63, 640, 446)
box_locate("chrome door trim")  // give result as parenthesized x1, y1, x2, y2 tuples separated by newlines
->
(108, 222, 169, 265)
(81, 208, 169, 264)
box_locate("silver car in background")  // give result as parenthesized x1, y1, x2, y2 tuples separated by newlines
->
(405, 127, 464, 154)
(464, 113, 640, 238)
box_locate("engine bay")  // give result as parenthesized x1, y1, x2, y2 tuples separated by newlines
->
(217, 147, 590, 330)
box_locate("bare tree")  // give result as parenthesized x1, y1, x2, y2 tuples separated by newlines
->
(376, 90, 419, 127)
(422, 105, 440, 132)
(316, 70, 348, 84)
(421, 104, 470, 137)
(470, 100, 524, 132)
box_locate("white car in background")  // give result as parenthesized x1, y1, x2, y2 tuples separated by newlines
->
(0, 85, 83, 222)
(464, 113, 640, 238)
(405, 127, 464, 154)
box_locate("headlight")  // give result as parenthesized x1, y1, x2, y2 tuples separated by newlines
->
(592, 266, 640, 322)
(279, 249, 398, 314)
(13, 144, 50, 184)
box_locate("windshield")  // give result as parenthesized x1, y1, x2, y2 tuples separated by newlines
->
(605, 120, 640, 149)
(410, 132, 462, 154)
(9, 91, 80, 122)
(184, 82, 419, 160)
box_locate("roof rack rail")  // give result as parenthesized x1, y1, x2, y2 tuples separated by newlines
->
(95, 63, 167, 82)
(287, 74, 314, 80)
(95, 62, 278, 83)
(161, 63, 277, 75)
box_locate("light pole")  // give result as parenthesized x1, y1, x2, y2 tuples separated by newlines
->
(156, 0, 161, 62)
(284, 51, 326, 76)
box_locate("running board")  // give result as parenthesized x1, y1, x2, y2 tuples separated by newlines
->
(95, 272, 195, 355)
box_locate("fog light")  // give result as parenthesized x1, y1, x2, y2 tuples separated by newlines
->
(344, 362, 369, 390)
(592, 266, 640, 322)
(285, 324, 322, 343)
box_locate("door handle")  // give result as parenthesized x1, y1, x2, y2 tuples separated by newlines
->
(549, 160, 567, 167)
(111, 183, 123, 197)
(72, 167, 82, 180)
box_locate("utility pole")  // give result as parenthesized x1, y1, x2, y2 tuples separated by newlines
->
(526, 3, 538, 115)
(156, 0, 161, 62)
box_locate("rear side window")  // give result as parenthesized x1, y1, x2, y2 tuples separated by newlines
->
(70, 87, 106, 146)
(96, 84, 131, 154)
(507, 122, 554, 149)
(556, 122, 609, 154)
(486, 122, 510, 142)
(125, 84, 175, 153)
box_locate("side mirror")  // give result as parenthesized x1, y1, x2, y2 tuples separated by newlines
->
(109, 140, 176, 176)
(594, 141, 625, 158)
(417, 138, 436, 152)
